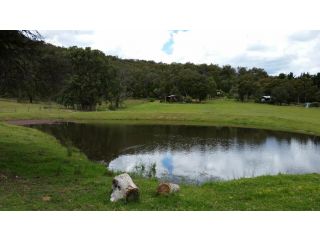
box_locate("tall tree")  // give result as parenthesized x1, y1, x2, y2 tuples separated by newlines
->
(58, 47, 114, 110)
(0, 30, 41, 101)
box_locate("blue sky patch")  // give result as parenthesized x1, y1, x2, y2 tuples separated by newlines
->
(162, 32, 175, 55)
(162, 37, 174, 54)
(162, 30, 188, 55)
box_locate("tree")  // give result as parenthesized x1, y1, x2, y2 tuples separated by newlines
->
(176, 68, 197, 97)
(0, 30, 42, 102)
(105, 66, 126, 109)
(2, 30, 320, 107)
(278, 73, 286, 79)
(58, 47, 114, 110)
(315, 90, 320, 102)
(237, 73, 256, 101)
(207, 77, 217, 98)
(272, 86, 289, 105)
(297, 73, 317, 103)
(35, 43, 71, 100)
(192, 76, 211, 102)
(312, 73, 320, 89)
(218, 65, 236, 93)
(177, 68, 211, 101)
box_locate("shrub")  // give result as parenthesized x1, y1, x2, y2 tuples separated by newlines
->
(108, 104, 117, 111)
(309, 102, 320, 108)
(184, 96, 192, 103)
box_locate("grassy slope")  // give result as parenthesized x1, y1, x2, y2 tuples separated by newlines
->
(2, 98, 320, 135)
(1, 99, 320, 210)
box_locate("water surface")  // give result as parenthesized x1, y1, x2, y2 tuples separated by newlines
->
(31, 123, 320, 183)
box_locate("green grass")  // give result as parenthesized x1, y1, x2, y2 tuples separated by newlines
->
(2, 98, 320, 135)
(1, 99, 320, 210)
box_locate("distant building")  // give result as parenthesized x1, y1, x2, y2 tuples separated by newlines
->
(305, 102, 311, 108)
(305, 102, 320, 108)
(216, 90, 224, 96)
(261, 96, 271, 103)
(165, 95, 179, 102)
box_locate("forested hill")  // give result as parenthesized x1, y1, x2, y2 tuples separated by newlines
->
(1, 30, 320, 110)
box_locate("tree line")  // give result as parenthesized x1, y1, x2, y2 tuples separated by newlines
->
(1, 30, 320, 110)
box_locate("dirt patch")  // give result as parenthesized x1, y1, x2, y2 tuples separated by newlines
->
(42, 195, 52, 202)
(0, 174, 8, 181)
(6, 119, 69, 126)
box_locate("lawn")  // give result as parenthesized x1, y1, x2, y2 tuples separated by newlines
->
(1, 99, 320, 210)
(1, 98, 320, 135)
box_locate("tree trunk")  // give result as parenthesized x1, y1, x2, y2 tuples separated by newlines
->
(157, 182, 180, 195)
(115, 96, 120, 108)
(110, 173, 139, 202)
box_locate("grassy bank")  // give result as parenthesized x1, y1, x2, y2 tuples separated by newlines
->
(1, 99, 320, 210)
(1, 98, 320, 136)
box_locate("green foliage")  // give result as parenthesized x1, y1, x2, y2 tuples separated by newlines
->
(272, 86, 290, 105)
(57, 47, 114, 110)
(0, 31, 41, 103)
(148, 162, 157, 178)
(1, 30, 320, 107)
(133, 162, 157, 178)
(309, 102, 320, 108)
(108, 103, 117, 111)
(105, 67, 126, 110)
(207, 77, 217, 98)
(184, 96, 192, 103)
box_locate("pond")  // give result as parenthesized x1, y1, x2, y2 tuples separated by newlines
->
(31, 122, 320, 183)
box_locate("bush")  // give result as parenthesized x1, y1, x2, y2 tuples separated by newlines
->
(184, 96, 192, 103)
(108, 104, 117, 111)
(309, 102, 320, 108)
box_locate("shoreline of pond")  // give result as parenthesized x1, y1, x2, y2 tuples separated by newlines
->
(5, 117, 320, 139)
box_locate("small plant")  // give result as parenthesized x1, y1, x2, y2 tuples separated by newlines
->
(133, 162, 157, 178)
(104, 169, 115, 177)
(65, 140, 73, 157)
(55, 164, 63, 176)
(147, 163, 157, 178)
(66, 146, 73, 157)
(74, 165, 83, 175)
(134, 162, 146, 176)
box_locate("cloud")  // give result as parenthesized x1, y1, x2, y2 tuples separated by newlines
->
(289, 30, 320, 42)
(39, 30, 320, 75)
(88, 30, 172, 61)
(229, 54, 295, 74)
(40, 30, 94, 47)
(246, 43, 273, 52)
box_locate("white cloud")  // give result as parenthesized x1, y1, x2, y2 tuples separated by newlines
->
(40, 30, 320, 75)
(90, 30, 171, 61)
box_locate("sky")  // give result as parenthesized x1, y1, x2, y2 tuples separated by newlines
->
(39, 30, 320, 76)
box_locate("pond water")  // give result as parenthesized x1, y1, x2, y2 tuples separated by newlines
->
(31, 122, 320, 183)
